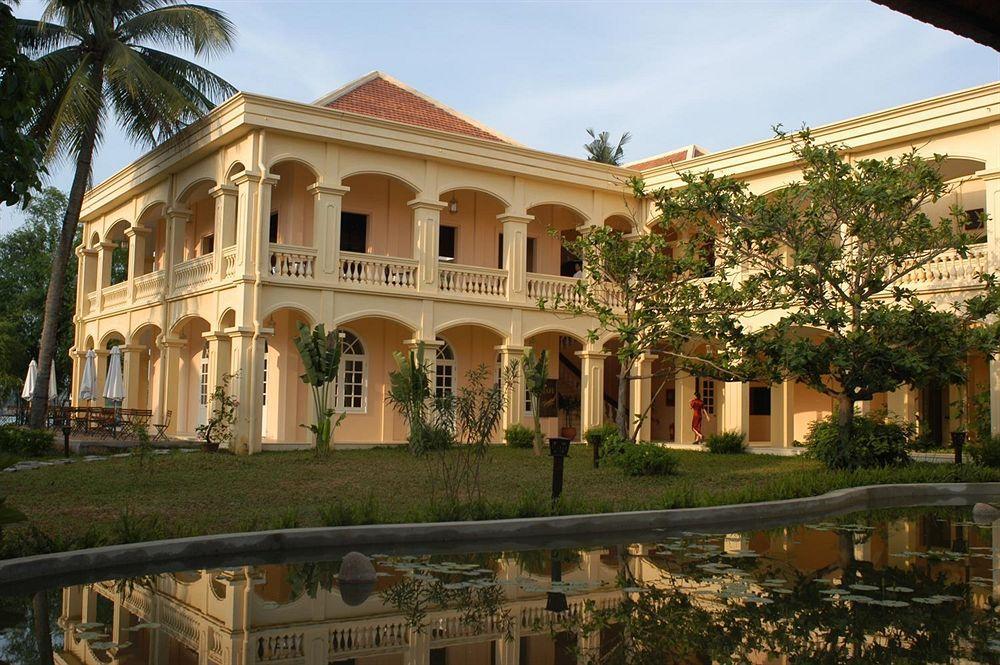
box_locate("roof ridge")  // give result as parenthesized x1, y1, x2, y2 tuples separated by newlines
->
(625, 144, 709, 169)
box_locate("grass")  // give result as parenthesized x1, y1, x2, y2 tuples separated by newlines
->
(2, 446, 999, 558)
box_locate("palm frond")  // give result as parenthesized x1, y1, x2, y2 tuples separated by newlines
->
(117, 4, 236, 56)
(14, 18, 78, 54)
(31, 49, 104, 162)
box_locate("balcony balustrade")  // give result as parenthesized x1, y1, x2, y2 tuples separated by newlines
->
(222, 245, 238, 279)
(269, 244, 316, 280)
(101, 282, 128, 309)
(901, 243, 988, 288)
(527, 273, 583, 309)
(438, 263, 507, 299)
(173, 254, 215, 290)
(133, 270, 165, 300)
(338, 251, 418, 290)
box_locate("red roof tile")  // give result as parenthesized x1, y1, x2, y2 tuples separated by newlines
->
(628, 145, 707, 172)
(322, 74, 508, 143)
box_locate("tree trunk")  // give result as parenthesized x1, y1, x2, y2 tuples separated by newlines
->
(532, 407, 542, 457)
(33, 591, 53, 665)
(29, 117, 101, 429)
(616, 369, 629, 439)
(836, 393, 854, 468)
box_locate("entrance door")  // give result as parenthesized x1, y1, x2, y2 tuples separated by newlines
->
(261, 340, 269, 437)
(922, 384, 945, 446)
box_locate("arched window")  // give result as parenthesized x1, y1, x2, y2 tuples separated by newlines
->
(435, 339, 455, 398)
(337, 331, 366, 412)
(199, 342, 210, 424)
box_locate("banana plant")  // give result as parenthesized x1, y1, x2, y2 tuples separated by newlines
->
(522, 348, 549, 456)
(293, 322, 345, 452)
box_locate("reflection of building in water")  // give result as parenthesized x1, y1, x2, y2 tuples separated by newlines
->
(57, 551, 624, 665)
(56, 516, 1000, 665)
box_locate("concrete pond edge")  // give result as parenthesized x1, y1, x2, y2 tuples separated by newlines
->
(2, 482, 998, 588)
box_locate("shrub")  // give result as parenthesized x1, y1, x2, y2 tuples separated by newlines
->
(584, 423, 619, 445)
(0, 426, 53, 457)
(599, 432, 630, 462)
(805, 413, 912, 470)
(969, 435, 1000, 468)
(705, 430, 747, 454)
(613, 441, 679, 476)
(504, 423, 535, 449)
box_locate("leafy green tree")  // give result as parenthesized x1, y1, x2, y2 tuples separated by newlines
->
(654, 128, 1000, 467)
(17, 0, 237, 427)
(522, 348, 549, 456)
(545, 182, 768, 439)
(584, 128, 631, 165)
(0, 2, 48, 207)
(0, 187, 72, 400)
(292, 324, 345, 452)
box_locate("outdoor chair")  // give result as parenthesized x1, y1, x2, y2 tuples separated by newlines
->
(152, 410, 172, 442)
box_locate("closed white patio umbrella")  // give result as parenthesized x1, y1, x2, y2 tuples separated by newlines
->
(79, 349, 97, 403)
(48, 359, 58, 402)
(104, 346, 125, 404)
(20, 359, 37, 400)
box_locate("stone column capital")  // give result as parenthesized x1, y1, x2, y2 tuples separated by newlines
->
(231, 170, 262, 187)
(407, 198, 447, 213)
(497, 213, 533, 226)
(209, 183, 238, 198)
(307, 182, 350, 198)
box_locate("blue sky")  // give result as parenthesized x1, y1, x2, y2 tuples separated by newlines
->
(2, 0, 998, 233)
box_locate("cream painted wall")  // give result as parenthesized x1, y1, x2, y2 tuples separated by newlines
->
(341, 174, 414, 258)
(438, 190, 504, 268)
(793, 382, 833, 443)
(527, 204, 583, 275)
(271, 162, 316, 247)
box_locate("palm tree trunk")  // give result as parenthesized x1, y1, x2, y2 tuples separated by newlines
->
(29, 114, 100, 428)
(33, 591, 53, 665)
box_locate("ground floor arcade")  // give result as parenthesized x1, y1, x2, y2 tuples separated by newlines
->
(72, 293, 999, 451)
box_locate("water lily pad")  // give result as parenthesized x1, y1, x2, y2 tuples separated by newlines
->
(884, 586, 913, 593)
(849, 584, 879, 591)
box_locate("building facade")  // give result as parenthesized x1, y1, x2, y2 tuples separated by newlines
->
(70, 73, 1000, 452)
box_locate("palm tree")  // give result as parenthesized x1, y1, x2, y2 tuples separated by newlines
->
(17, 1, 237, 428)
(584, 128, 631, 166)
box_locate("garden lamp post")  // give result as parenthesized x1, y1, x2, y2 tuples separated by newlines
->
(545, 550, 568, 613)
(549, 436, 571, 504)
(61, 398, 71, 458)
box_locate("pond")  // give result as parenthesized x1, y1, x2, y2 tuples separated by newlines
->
(2, 506, 999, 664)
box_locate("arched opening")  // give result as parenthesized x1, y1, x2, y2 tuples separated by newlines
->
(100, 332, 126, 408)
(341, 173, 418, 258)
(269, 161, 317, 249)
(524, 332, 584, 440)
(526, 204, 586, 277)
(436, 323, 504, 441)
(437, 188, 507, 269)
(604, 214, 634, 234)
(170, 316, 211, 436)
(176, 180, 217, 262)
(129, 324, 162, 412)
(435, 337, 456, 397)
(103, 220, 131, 287)
(260, 307, 314, 444)
(135, 203, 167, 277)
(333, 315, 417, 444)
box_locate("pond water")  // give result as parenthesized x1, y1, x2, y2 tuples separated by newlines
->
(2, 507, 999, 664)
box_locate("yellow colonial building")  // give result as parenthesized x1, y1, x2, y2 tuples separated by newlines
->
(69, 72, 1000, 452)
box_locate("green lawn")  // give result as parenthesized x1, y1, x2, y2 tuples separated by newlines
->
(2, 446, 999, 557)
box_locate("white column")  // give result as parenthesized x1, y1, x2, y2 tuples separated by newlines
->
(497, 344, 526, 432)
(156, 338, 183, 432)
(499, 214, 532, 304)
(257, 174, 280, 272)
(121, 344, 144, 410)
(308, 183, 350, 277)
(203, 331, 232, 406)
(409, 199, 446, 293)
(629, 353, 656, 441)
(577, 350, 608, 432)
(231, 171, 262, 277)
(124, 226, 149, 300)
(770, 380, 795, 447)
(164, 207, 191, 291)
(722, 381, 750, 441)
(209, 184, 238, 279)
(95, 240, 116, 307)
(227, 327, 269, 454)
(673, 375, 696, 444)
(887, 385, 917, 422)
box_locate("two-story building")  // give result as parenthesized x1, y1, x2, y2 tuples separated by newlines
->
(70, 72, 1000, 452)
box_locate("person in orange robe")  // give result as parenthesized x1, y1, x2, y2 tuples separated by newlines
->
(690, 392, 710, 443)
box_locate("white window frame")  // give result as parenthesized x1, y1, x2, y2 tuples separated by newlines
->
(336, 330, 367, 413)
(700, 378, 716, 416)
(198, 341, 210, 426)
(435, 339, 456, 398)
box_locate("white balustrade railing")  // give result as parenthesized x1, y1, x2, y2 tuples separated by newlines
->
(255, 630, 305, 663)
(329, 619, 409, 657)
(270, 244, 316, 279)
(901, 243, 988, 287)
(439, 263, 507, 298)
(527, 273, 583, 308)
(339, 251, 418, 289)
(101, 282, 128, 308)
(222, 245, 238, 278)
(173, 255, 214, 290)
(133, 270, 165, 300)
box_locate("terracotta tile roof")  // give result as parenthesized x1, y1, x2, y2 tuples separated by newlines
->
(317, 72, 511, 144)
(628, 145, 708, 171)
